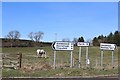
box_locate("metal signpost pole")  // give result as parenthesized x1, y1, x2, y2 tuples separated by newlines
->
(79, 47, 82, 68)
(100, 43, 116, 69)
(86, 47, 88, 68)
(70, 51, 73, 68)
(112, 50, 114, 68)
(53, 50, 56, 69)
(77, 42, 89, 68)
(52, 41, 74, 69)
(101, 50, 103, 69)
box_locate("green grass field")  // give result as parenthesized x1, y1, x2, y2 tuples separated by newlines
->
(2, 46, 119, 77)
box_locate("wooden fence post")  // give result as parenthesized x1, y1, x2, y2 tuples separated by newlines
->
(17, 52, 22, 69)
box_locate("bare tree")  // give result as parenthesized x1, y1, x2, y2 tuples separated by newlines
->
(28, 31, 44, 42)
(28, 32, 34, 41)
(73, 38, 78, 46)
(7, 30, 20, 39)
(6, 30, 21, 47)
(34, 31, 44, 42)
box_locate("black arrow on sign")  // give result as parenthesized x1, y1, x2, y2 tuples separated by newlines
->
(52, 42, 55, 50)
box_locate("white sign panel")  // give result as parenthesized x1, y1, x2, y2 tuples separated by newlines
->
(77, 42, 90, 47)
(52, 41, 74, 51)
(100, 43, 116, 51)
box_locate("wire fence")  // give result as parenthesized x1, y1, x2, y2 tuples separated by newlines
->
(2, 51, 118, 70)
(71, 56, 118, 69)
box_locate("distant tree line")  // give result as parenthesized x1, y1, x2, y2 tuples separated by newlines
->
(2, 30, 120, 47)
(72, 31, 120, 46)
(2, 38, 51, 47)
(92, 31, 120, 46)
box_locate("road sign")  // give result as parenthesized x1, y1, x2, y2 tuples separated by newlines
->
(77, 42, 90, 68)
(100, 43, 116, 51)
(100, 43, 116, 69)
(77, 42, 90, 47)
(52, 41, 74, 51)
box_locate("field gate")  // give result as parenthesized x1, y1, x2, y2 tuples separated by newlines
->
(2, 52, 22, 69)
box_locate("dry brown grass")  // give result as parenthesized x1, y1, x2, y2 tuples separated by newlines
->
(21, 62, 52, 73)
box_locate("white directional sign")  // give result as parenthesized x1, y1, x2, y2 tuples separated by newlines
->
(77, 42, 90, 47)
(100, 43, 116, 51)
(52, 41, 74, 51)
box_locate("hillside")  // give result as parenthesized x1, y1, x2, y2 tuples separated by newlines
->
(0, 38, 52, 47)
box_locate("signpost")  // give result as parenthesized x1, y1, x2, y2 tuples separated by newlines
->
(77, 42, 90, 68)
(53, 50, 56, 69)
(52, 41, 74, 69)
(100, 43, 116, 69)
(52, 41, 74, 51)
(77, 42, 90, 47)
(100, 43, 116, 51)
